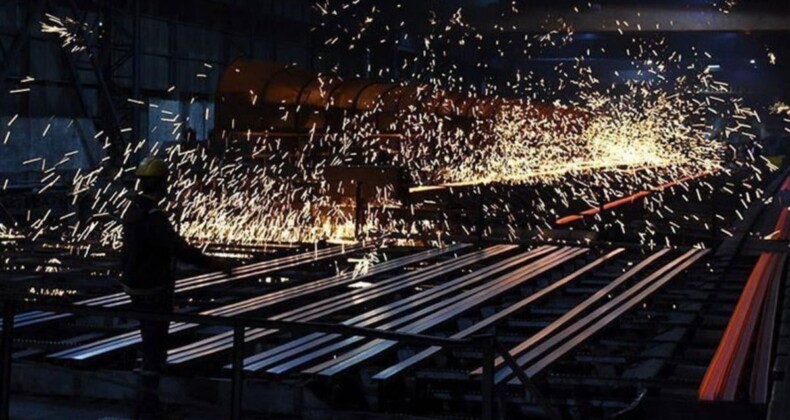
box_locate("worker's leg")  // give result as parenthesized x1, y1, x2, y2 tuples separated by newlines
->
(131, 294, 172, 418)
(139, 295, 169, 371)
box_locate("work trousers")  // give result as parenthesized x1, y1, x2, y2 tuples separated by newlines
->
(129, 293, 172, 417)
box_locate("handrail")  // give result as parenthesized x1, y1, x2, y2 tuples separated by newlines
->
(50, 244, 470, 361)
(2, 300, 470, 349)
(0, 298, 560, 420)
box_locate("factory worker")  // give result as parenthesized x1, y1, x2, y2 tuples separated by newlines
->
(122, 157, 229, 418)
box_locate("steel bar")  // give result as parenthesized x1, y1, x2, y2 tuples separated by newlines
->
(473, 248, 671, 379)
(304, 248, 587, 377)
(500, 248, 698, 384)
(12, 244, 361, 328)
(517, 249, 707, 380)
(250, 247, 568, 374)
(50, 245, 466, 360)
(721, 252, 782, 400)
(237, 246, 552, 372)
(372, 248, 625, 380)
(168, 245, 512, 364)
(700, 205, 790, 401)
(6, 300, 475, 350)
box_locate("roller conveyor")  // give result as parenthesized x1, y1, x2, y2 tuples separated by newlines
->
(284, 247, 588, 377)
(236, 245, 556, 372)
(165, 244, 511, 364)
(49, 244, 468, 360)
(372, 247, 627, 380)
(507, 248, 708, 383)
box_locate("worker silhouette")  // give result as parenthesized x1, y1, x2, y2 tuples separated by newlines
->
(121, 157, 229, 419)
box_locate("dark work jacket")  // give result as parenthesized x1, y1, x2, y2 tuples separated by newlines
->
(121, 194, 211, 295)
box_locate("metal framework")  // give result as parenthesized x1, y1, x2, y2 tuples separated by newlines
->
(50, 243, 466, 360)
(0, 299, 558, 420)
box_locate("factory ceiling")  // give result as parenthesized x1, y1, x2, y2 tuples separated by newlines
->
(467, 1, 790, 33)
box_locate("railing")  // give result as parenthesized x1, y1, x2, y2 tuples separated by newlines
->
(0, 299, 560, 420)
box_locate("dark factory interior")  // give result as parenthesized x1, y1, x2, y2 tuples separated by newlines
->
(1, 0, 790, 419)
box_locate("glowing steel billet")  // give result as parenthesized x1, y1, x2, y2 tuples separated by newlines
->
(699, 201, 790, 401)
(555, 170, 715, 225)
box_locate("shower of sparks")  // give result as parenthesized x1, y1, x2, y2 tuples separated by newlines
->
(768, 51, 777, 65)
(350, 250, 381, 279)
(40, 14, 92, 53)
(34, 258, 64, 274)
(443, 87, 726, 187)
(714, 0, 739, 13)
(0, 1, 783, 258)
(28, 286, 77, 296)
(0, 223, 22, 240)
(771, 102, 790, 116)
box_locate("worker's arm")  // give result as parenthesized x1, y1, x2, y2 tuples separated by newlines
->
(148, 209, 221, 270)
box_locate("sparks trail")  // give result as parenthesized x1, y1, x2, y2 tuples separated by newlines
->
(0, 3, 778, 252)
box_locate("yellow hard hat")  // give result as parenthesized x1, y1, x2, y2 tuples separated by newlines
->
(135, 157, 169, 178)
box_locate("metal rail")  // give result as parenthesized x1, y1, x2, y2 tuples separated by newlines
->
(0, 299, 558, 420)
(247, 248, 567, 374)
(167, 244, 511, 364)
(302, 248, 588, 377)
(11, 244, 363, 328)
(474, 247, 672, 380)
(49, 244, 467, 360)
(513, 248, 708, 381)
(372, 248, 626, 380)
(237, 246, 555, 372)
